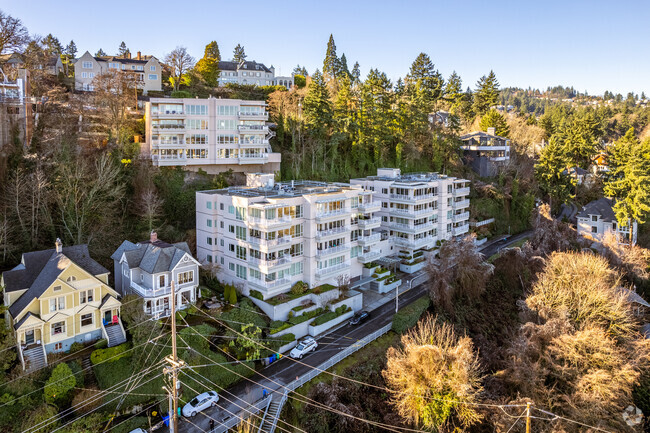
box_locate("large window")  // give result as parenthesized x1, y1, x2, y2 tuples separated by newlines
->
(217, 119, 237, 130)
(185, 134, 207, 145)
(236, 264, 247, 280)
(186, 105, 207, 115)
(235, 226, 247, 240)
(148, 74, 158, 80)
(81, 313, 93, 327)
(217, 105, 237, 116)
(187, 119, 208, 130)
(178, 271, 194, 284)
(52, 321, 65, 336)
(82, 61, 93, 69)
(80, 289, 93, 304)
(236, 245, 247, 260)
(49, 296, 65, 312)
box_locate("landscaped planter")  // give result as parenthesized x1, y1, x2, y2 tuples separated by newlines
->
(378, 279, 402, 294)
(400, 260, 427, 274)
(249, 289, 340, 321)
(362, 265, 380, 277)
(278, 340, 297, 354)
(272, 318, 316, 340)
(309, 310, 355, 337)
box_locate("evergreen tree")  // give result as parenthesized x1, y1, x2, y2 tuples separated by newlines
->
(350, 62, 361, 85)
(474, 70, 500, 115)
(118, 41, 128, 57)
(604, 128, 650, 241)
(642, 91, 647, 100)
(195, 41, 221, 87)
(561, 113, 600, 168)
(303, 69, 333, 174)
(535, 137, 575, 209)
(323, 34, 340, 80)
(42, 34, 62, 55)
(293, 65, 308, 76)
(339, 53, 350, 78)
(405, 53, 444, 104)
(233, 44, 246, 63)
(65, 40, 77, 58)
(95, 48, 106, 57)
(479, 109, 510, 137)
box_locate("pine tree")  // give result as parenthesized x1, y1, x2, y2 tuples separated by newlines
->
(350, 62, 361, 85)
(95, 48, 106, 57)
(473, 70, 500, 115)
(604, 128, 650, 242)
(479, 109, 510, 137)
(323, 34, 340, 80)
(42, 34, 62, 55)
(195, 41, 221, 87)
(303, 69, 332, 131)
(339, 53, 350, 78)
(233, 44, 246, 63)
(535, 137, 575, 209)
(118, 41, 128, 57)
(293, 65, 308, 76)
(65, 40, 77, 58)
(405, 53, 444, 104)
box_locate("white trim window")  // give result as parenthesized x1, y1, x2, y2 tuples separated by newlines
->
(81, 313, 93, 327)
(178, 271, 194, 284)
(148, 74, 158, 80)
(52, 321, 65, 336)
(159, 274, 166, 288)
(82, 61, 93, 69)
(150, 65, 156, 71)
(80, 289, 94, 304)
(49, 296, 65, 312)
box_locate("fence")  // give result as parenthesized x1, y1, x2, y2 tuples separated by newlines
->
(470, 218, 495, 228)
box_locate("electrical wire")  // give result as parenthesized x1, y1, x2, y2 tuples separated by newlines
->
(532, 407, 616, 433)
(503, 407, 528, 433)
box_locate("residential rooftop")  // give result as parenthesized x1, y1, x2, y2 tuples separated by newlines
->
(351, 169, 468, 185)
(200, 179, 365, 199)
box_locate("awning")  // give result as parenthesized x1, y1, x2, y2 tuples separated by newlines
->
(350, 276, 375, 289)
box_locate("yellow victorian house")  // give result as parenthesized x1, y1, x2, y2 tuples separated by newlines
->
(1, 239, 126, 372)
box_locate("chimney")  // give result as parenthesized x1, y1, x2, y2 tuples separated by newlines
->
(487, 127, 496, 135)
(137, 51, 141, 61)
(55, 238, 62, 253)
(150, 230, 158, 243)
(126, 51, 131, 59)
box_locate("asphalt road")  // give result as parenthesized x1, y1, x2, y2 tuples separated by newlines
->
(171, 277, 430, 433)
(479, 229, 533, 258)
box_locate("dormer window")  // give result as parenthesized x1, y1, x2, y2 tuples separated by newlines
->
(591, 215, 598, 222)
(159, 275, 166, 288)
(66, 276, 76, 283)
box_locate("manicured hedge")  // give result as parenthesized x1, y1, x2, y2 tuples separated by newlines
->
(249, 289, 264, 300)
(312, 311, 338, 326)
(392, 296, 431, 334)
(90, 342, 132, 365)
(289, 308, 324, 325)
(269, 322, 292, 335)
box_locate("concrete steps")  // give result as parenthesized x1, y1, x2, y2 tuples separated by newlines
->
(23, 346, 47, 373)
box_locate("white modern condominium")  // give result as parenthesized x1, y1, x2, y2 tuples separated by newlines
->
(144, 97, 281, 175)
(350, 168, 471, 253)
(196, 174, 384, 300)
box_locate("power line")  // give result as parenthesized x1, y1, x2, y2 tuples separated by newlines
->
(532, 407, 616, 433)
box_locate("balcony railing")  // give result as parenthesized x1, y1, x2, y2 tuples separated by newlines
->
(357, 250, 382, 264)
(453, 212, 470, 222)
(390, 193, 435, 202)
(453, 224, 470, 236)
(249, 277, 292, 291)
(249, 216, 293, 227)
(248, 235, 293, 248)
(238, 125, 269, 133)
(393, 236, 435, 249)
(452, 199, 470, 209)
(316, 208, 351, 221)
(316, 226, 350, 239)
(390, 222, 435, 233)
(316, 244, 350, 258)
(357, 217, 380, 229)
(357, 202, 381, 213)
(239, 111, 269, 120)
(315, 262, 350, 278)
(131, 281, 172, 297)
(152, 124, 185, 130)
(453, 187, 470, 196)
(152, 110, 184, 116)
(249, 256, 292, 269)
(356, 233, 381, 245)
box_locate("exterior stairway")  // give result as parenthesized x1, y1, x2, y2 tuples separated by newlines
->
(104, 323, 126, 347)
(23, 345, 47, 373)
(258, 393, 286, 433)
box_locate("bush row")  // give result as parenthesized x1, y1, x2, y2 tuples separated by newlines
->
(90, 342, 132, 365)
(392, 296, 431, 334)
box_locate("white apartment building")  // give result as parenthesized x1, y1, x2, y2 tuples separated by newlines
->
(74, 51, 162, 94)
(196, 173, 385, 300)
(144, 97, 281, 175)
(350, 169, 471, 254)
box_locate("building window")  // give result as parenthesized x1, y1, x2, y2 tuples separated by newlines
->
(207, 255, 212, 263)
(53, 286, 61, 292)
(66, 276, 76, 283)
(207, 237, 213, 245)
(178, 271, 194, 284)
(207, 202, 212, 210)
(150, 65, 156, 71)
(236, 245, 247, 260)
(50, 296, 65, 312)
(220, 203, 224, 210)
(236, 264, 247, 280)
(81, 72, 88, 78)
(207, 219, 212, 227)
(229, 263, 235, 271)
(80, 289, 93, 304)
(220, 221, 224, 229)
(591, 215, 598, 222)
(54, 342, 63, 351)
(81, 313, 93, 327)
(220, 239, 224, 247)
(52, 321, 65, 336)
(236, 226, 247, 240)
(82, 61, 93, 69)
(591, 226, 598, 233)
(159, 275, 166, 288)
(148, 74, 158, 80)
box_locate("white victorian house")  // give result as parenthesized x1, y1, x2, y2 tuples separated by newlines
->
(111, 232, 200, 318)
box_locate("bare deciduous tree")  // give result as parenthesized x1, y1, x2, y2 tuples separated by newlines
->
(92, 70, 138, 145)
(134, 188, 163, 233)
(0, 10, 30, 54)
(164, 46, 195, 91)
(383, 315, 483, 431)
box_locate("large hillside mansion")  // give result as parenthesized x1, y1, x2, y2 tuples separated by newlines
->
(196, 169, 471, 302)
(144, 97, 281, 175)
(460, 127, 511, 177)
(74, 50, 162, 94)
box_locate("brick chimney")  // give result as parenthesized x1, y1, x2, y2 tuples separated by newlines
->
(55, 238, 62, 253)
(137, 51, 141, 61)
(150, 230, 158, 243)
(487, 127, 496, 135)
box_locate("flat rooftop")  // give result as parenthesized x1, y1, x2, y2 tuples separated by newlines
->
(199, 180, 365, 199)
(351, 171, 468, 185)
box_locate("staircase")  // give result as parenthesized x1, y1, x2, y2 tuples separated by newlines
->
(23, 345, 47, 373)
(104, 323, 126, 347)
(82, 356, 97, 387)
(258, 392, 287, 433)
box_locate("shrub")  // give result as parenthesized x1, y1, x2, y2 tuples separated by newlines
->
(334, 304, 348, 316)
(290, 281, 308, 296)
(249, 289, 263, 300)
(269, 323, 292, 335)
(44, 363, 77, 406)
(171, 90, 192, 98)
(95, 339, 108, 349)
(270, 320, 285, 330)
(90, 342, 132, 365)
(280, 333, 296, 343)
(289, 308, 323, 325)
(228, 286, 238, 305)
(68, 341, 84, 354)
(312, 312, 338, 326)
(392, 296, 430, 334)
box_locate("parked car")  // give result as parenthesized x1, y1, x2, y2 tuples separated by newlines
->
(349, 311, 370, 326)
(290, 337, 318, 359)
(128, 429, 147, 433)
(182, 391, 219, 417)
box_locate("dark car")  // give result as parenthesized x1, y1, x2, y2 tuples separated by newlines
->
(349, 311, 369, 326)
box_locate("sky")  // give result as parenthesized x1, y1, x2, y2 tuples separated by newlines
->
(3, 0, 650, 96)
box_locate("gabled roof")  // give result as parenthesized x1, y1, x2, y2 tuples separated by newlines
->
(218, 60, 272, 73)
(13, 312, 44, 331)
(94, 55, 154, 65)
(460, 130, 509, 142)
(577, 197, 617, 222)
(111, 239, 194, 274)
(4, 244, 109, 318)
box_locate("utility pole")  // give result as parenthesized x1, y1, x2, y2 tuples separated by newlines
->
(163, 280, 184, 433)
(526, 401, 532, 433)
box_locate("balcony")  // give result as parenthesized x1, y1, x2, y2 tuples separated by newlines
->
(453, 212, 470, 223)
(239, 111, 269, 120)
(151, 110, 184, 117)
(238, 124, 269, 133)
(357, 250, 382, 264)
(248, 235, 293, 249)
(315, 208, 351, 222)
(453, 187, 470, 197)
(356, 233, 381, 246)
(453, 224, 470, 236)
(248, 277, 292, 292)
(315, 226, 350, 240)
(389, 193, 435, 203)
(357, 217, 381, 229)
(151, 154, 187, 166)
(393, 236, 435, 250)
(239, 139, 270, 147)
(316, 244, 350, 258)
(249, 256, 292, 271)
(131, 281, 172, 298)
(315, 262, 351, 279)
(152, 124, 185, 132)
(150, 140, 184, 149)
(452, 199, 470, 209)
(389, 207, 436, 218)
(357, 202, 381, 213)
(238, 153, 269, 164)
(390, 221, 435, 234)
(249, 216, 293, 228)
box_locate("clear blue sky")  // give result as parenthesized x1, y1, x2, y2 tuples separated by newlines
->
(3, 0, 649, 96)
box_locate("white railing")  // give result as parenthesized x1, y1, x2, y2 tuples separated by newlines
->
(357, 250, 382, 263)
(453, 212, 470, 222)
(316, 208, 351, 219)
(238, 125, 269, 132)
(249, 277, 292, 291)
(239, 111, 269, 119)
(316, 244, 350, 258)
(452, 199, 470, 209)
(315, 262, 350, 278)
(248, 235, 292, 248)
(453, 187, 470, 196)
(131, 281, 171, 297)
(453, 224, 470, 236)
(249, 256, 292, 268)
(315, 226, 349, 239)
(393, 236, 434, 249)
(357, 217, 380, 228)
(357, 202, 381, 213)
(356, 233, 381, 245)
(470, 218, 494, 227)
(152, 110, 184, 116)
(152, 124, 185, 130)
(249, 216, 293, 227)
